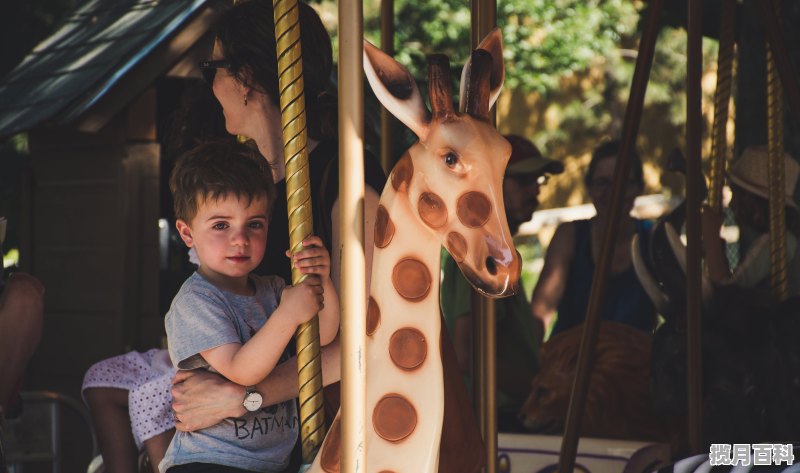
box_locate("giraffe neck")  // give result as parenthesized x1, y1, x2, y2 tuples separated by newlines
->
(363, 152, 445, 472)
(313, 152, 447, 473)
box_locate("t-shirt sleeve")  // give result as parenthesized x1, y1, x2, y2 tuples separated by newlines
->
(364, 149, 388, 195)
(439, 252, 473, 335)
(255, 274, 286, 305)
(322, 149, 387, 220)
(165, 286, 242, 370)
(730, 234, 771, 289)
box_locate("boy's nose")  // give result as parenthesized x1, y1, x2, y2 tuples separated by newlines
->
(231, 229, 249, 245)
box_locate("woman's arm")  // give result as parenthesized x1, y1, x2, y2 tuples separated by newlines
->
(172, 338, 342, 432)
(701, 204, 731, 284)
(331, 185, 381, 294)
(530, 222, 575, 342)
(317, 276, 340, 345)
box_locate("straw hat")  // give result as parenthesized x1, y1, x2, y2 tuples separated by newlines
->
(728, 146, 800, 209)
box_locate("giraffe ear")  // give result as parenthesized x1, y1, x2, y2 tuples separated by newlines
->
(364, 40, 430, 139)
(459, 28, 504, 113)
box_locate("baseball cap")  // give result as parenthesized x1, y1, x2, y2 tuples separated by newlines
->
(504, 134, 564, 177)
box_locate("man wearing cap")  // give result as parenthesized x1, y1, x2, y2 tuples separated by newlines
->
(440, 134, 563, 432)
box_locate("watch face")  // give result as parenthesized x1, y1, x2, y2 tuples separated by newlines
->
(243, 391, 263, 412)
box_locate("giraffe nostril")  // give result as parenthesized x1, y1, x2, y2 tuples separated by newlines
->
(485, 257, 497, 275)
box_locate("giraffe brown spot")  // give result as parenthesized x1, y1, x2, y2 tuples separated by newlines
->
(392, 258, 432, 301)
(320, 417, 341, 472)
(367, 296, 381, 336)
(374, 205, 395, 248)
(457, 191, 492, 228)
(418, 192, 448, 228)
(446, 232, 468, 263)
(389, 328, 427, 370)
(372, 394, 417, 442)
(391, 155, 414, 192)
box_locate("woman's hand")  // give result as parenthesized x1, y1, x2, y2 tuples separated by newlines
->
(171, 370, 245, 432)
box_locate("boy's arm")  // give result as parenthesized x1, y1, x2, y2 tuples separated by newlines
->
(201, 278, 323, 386)
(289, 235, 339, 346)
(318, 276, 340, 346)
(200, 313, 296, 387)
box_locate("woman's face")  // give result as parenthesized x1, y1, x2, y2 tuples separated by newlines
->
(587, 156, 643, 217)
(211, 41, 249, 136)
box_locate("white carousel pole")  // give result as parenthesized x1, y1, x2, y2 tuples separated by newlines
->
(338, 0, 367, 470)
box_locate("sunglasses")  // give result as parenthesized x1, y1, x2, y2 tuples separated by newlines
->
(199, 60, 232, 86)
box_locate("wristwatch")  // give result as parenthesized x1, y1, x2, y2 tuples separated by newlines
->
(243, 386, 263, 412)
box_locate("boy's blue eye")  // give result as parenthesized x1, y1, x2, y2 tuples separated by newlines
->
(212, 222, 228, 230)
(248, 221, 264, 229)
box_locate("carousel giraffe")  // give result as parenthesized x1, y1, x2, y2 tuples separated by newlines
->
(310, 29, 521, 473)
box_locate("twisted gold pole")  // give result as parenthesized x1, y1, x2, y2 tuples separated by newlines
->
(708, 0, 736, 212)
(273, 0, 326, 461)
(767, 32, 789, 301)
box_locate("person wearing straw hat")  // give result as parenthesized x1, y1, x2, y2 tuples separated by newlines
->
(702, 146, 800, 298)
(440, 134, 563, 432)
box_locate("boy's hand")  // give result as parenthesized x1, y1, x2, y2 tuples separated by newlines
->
(286, 236, 331, 280)
(281, 276, 324, 325)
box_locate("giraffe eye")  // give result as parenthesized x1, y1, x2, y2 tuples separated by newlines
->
(444, 152, 459, 168)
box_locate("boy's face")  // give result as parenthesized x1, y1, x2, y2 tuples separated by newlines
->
(176, 192, 269, 288)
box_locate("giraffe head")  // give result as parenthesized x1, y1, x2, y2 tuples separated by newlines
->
(364, 29, 520, 297)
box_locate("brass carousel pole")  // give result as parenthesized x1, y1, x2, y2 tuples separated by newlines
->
(686, 0, 704, 454)
(556, 0, 663, 470)
(470, 0, 497, 471)
(339, 0, 367, 468)
(708, 0, 736, 212)
(272, 0, 326, 462)
(379, 0, 396, 174)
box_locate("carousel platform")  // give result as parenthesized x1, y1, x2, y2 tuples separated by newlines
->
(498, 433, 671, 473)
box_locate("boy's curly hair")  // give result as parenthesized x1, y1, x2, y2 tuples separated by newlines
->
(170, 141, 276, 223)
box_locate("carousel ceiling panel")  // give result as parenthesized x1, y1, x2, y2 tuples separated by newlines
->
(0, 0, 211, 138)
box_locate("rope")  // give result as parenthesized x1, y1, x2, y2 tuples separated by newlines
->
(708, 0, 736, 211)
(766, 5, 789, 300)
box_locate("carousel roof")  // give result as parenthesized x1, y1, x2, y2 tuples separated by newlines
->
(0, 0, 216, 138)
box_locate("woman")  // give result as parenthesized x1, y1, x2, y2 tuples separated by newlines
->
(702, 146, 800, 298)
(83, 2, 385, 471)
(530, 140, 656, 341)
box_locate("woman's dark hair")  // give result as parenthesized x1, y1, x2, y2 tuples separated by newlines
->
(215, 0, 336, 139)
(584, 139, 645, 189)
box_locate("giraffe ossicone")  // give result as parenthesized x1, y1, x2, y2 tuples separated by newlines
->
(309, 27, 520, 473)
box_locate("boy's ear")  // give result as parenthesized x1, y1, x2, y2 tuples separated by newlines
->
(175, 220, 194, 248)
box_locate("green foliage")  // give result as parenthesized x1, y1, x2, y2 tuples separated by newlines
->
(362, 0, 639, 96)
(500, 0, 639, 95)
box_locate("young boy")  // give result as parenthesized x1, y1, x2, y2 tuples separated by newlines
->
(159, 141, 340, 473)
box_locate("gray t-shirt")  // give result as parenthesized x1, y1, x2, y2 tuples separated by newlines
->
(160, 272, 298, 473)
